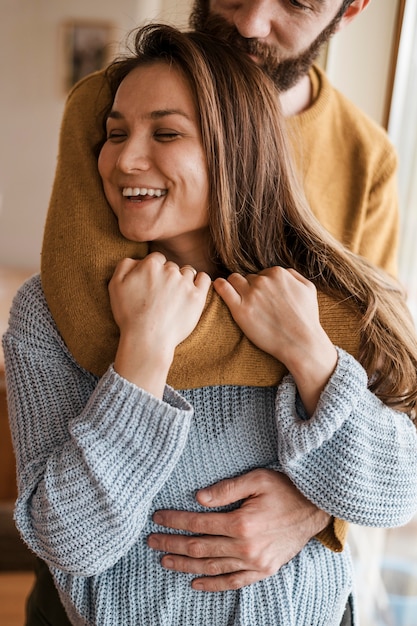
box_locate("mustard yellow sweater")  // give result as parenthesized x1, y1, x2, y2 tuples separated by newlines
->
(288, 65, 399, 277)
(40, 64, 397, 552)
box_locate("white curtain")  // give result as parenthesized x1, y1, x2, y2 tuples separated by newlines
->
(388, 0, 417, 322)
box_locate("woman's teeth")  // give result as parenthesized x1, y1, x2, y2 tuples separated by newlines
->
(122, 187, 166, 197)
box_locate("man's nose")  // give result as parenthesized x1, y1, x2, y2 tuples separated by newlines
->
(230, 1, 273, 39)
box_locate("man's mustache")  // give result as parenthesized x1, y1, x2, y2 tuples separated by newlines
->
(199, 13, 281, 67)
(241, 38, 281, 65)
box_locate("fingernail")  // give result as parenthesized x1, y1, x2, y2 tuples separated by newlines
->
(153, 512, 162, 524)
(198, 489, 212, 504)
(193, 581, 204, 590)
(163, 557, 174, 569)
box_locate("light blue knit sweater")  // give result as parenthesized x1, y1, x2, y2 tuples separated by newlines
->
(4, 275, 417, 626)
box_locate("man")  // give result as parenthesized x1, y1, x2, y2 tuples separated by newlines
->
(131, 0, 399, 591)
(35, 1, 395, 623)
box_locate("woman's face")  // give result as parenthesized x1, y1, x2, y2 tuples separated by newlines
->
(98, 61, 210, 257)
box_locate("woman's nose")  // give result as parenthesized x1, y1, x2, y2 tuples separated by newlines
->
(116, 140, 151, 172)
(231, 1, 273, 39)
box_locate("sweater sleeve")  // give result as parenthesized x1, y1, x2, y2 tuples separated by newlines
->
(3, 278, 193, 576)
(276, 348, 417, 527)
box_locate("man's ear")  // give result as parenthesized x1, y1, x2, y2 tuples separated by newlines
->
(336, 0, 372, 32)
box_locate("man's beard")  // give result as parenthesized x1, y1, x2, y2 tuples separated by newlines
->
(189, 1, 343, 92)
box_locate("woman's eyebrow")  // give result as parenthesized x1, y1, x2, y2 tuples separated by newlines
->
(150, 109, 192, 120)
(107, 109, 192, 120)
(107, 110, 124, 120)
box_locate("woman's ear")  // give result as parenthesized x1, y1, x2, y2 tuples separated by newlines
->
(336, 0, 372, 32)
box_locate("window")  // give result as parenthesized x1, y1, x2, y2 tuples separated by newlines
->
(350, 4, 417, 625)
(388, 0, 417, 323)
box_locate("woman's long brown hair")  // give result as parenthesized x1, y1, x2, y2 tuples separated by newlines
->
(104, 20, 417, 413)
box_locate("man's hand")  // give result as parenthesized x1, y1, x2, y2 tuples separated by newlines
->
(147, 468, 330, 591)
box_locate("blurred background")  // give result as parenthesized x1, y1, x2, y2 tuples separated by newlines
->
(1, 1, 416, 624)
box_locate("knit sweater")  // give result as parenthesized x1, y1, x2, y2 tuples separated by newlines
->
(4, 275, 417, 625)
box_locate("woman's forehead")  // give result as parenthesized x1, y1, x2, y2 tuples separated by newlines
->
(114, 62, 197, 118)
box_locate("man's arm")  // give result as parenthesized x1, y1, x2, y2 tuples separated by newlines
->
(148, 469, 330, 592)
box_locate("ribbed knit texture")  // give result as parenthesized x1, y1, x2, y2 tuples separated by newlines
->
(4, 276, 417, 625)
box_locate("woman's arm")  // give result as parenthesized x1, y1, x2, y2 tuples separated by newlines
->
(3, 276, 193, 576)
(275, 347, 417, 527)
(214, 268, 417, 527)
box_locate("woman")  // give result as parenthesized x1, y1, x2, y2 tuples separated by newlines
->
(4, 22, 417, 626)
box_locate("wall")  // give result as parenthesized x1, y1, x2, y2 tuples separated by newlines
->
(326, 0, 399, 126)
(160, 0, 192, 26)
(136, 0, 191, 26)
(0, 0, 191, 271)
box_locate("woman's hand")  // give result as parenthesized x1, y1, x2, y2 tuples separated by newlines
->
(214, 267, 337, 415)
(109, 252, 211, 397)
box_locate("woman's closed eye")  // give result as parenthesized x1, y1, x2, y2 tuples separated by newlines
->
(154, 129, 183, 141)
(106, 130, 127, 142)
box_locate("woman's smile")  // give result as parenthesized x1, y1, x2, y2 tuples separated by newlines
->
(122, 187, 168, 199)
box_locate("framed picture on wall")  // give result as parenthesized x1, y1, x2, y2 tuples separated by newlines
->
(61, 20, 116, 91)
